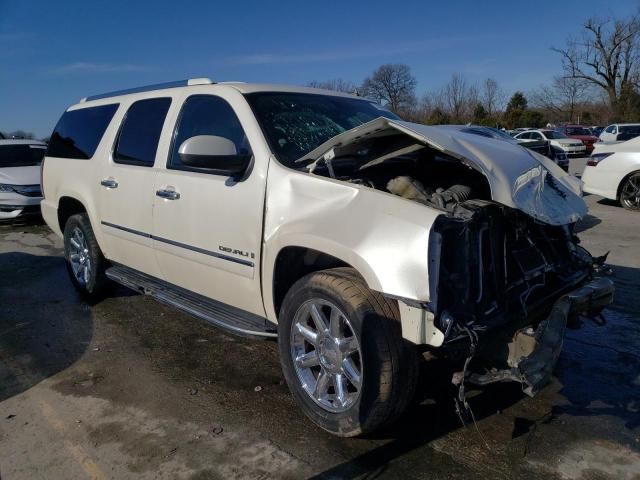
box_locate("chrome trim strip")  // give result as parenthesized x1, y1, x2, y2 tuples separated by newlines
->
(101, 221, 151, 238)
(101, 221, 254, 267)
(154, 234, 254, 267)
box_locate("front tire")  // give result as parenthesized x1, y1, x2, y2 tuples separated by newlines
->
(63, 213, 110, 300)
(278, 268, 418, 437)
(619, 172, 640, 210)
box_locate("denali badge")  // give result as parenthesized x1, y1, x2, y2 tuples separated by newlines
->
(219, 245, 255, 259)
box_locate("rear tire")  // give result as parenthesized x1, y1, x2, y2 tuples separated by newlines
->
(278, 267, 419, 437)
(618, 172, 640, 211)
(63, 213, 110, 300)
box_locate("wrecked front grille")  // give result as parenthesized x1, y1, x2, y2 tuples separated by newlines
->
(431, 200, 592, 333)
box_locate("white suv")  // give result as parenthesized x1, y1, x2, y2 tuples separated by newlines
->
(0, 139, 46, 219)
(599, 123, 640, 143)
(41, 78, 613, 436)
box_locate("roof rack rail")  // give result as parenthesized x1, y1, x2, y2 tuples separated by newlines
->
(81, 77, 214, 102)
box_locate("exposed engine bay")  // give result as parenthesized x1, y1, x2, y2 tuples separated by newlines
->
(307, 134, 599, 336)
(307, 133, 493, 213)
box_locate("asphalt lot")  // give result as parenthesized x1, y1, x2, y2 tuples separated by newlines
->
(1, 158, 639, 480)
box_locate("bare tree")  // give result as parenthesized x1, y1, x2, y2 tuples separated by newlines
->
(531, 76, 591, 122)
(441, 73, 478, 122)
(553, 14, 640, 117)
(481, 78, 505, 117)
(307, 79, 357, 94)
(443, 73, 467, 121)
(361, 64, 417, 113)
(412, 89, 443, 123)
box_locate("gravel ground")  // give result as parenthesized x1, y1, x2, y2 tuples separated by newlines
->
(0, 158, 639, 480)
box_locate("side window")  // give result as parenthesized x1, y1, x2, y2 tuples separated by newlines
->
(47, 104, 119, 159)
(169, 95, 250, 170)
(532, 132, 542, 140)
(114, 97, 171, 166)
(519, 132, 530, 139)
(605, 125, 615, 133)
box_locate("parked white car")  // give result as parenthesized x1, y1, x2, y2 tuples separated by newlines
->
(582, 137, 640, 210)
(598, 123, 640, 143)
(41, 79, 613, 436)
(514, 130, 586, 157)
(0, 139, 46, 219)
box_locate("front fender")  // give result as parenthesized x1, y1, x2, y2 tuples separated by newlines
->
(262, 161, 442, 322)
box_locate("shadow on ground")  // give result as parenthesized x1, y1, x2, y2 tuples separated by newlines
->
(555, 264, 640, 430)
(308, 364, 527, 479)
(0, 252, 93, 402)
(574, 213, 602, 233)
(0, 214, 45, 229)
(596, 198, 622, 208)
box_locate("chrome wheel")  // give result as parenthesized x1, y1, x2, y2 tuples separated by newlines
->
(620, 173, 640, 210)
(68, 227, 91, 286)
(290, 299, 363, 413)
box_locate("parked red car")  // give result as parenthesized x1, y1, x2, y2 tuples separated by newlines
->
(555, 125, 599, 153)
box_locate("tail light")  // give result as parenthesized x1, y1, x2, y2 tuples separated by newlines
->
(587, 152, 613, 167)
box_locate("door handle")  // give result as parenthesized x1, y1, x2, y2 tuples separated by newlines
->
(156, 189, 180, 200)
(100, 178, 118, 189)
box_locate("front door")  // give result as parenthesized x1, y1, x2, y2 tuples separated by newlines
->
(99, 97, 172, 278)
(152, 93, 268, 316)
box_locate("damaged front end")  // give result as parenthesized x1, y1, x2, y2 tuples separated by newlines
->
(430, 199, 613, 397)
(430, 200, 596, 338)
(298, 117, 614, 398)
(467, 277, 613, 396)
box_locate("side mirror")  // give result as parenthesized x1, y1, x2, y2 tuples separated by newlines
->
(178, 135, 251, 176)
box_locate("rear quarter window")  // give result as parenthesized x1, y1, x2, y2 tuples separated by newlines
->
(47, 103, 119, 159)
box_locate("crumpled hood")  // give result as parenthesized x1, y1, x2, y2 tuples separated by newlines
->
(299, 118, 587, 225)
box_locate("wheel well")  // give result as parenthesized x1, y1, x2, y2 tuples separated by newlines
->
(272, 247, 351, 316)
(58, 197, 86, 232)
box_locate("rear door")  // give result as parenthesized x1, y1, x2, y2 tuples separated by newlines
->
(151, 92, 268, 316)
(98, 97, 172, 277)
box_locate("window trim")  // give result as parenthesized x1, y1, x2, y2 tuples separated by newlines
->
(166, 94, 253, 177)
(112, 97, 172, 167)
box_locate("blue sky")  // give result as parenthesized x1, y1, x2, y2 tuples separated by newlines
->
(0, 0, 637, 138)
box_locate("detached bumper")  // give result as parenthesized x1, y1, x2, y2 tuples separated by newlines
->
(469, 277, 614, 396)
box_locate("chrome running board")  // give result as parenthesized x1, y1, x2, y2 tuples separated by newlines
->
(106, 264, 277, 339)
